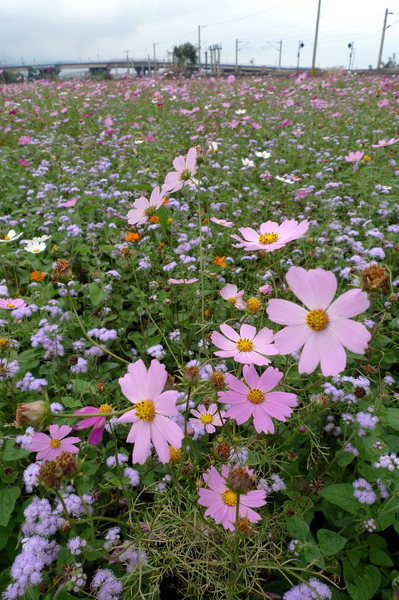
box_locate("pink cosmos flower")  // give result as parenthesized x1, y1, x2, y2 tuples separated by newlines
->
(210, 217, 234, 228)
(0, 298, 26, 310)
(344, 151, 364, 162)
(18, 136, 32, 145)
(189, 403, 226, 433)
(74, 404, 112, 445)
(220, 284, 246, 310)
(218, 365, 297, 434)
(104, 114, 113, 127)
(266, 267, 371, 376)
(259, 284, 273, 295)
(30, 424, 80, 461)
(231, 219, 309, 253)
(17, 158, 30, 166)
(211, 323, 278, 366)
(168, 278, 199, 285)
(163, 148, 197, 193)
(371, 138, 398, 148)
(198, 464, 266, 530)
(127, 186, 165, 226)
(60, 199, 77, 208)
(118, 359, 184, 464)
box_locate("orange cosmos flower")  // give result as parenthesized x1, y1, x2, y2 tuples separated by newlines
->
(213, 256, 227, 267)
(125, 232, 140, 242)
(30, 271, 46, 281)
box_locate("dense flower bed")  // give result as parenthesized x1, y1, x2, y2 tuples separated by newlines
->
(0, 71, 398, 600)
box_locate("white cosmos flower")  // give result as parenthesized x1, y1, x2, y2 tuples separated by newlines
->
(23, 240, 47, 253)
(235, 109, 247, 115)
(0, 230, 22, 243)
(242, 158, 255, 168)
(275, 176, 295, 184)
(208, 141, 219, 153)
(255, 151, 271, 159)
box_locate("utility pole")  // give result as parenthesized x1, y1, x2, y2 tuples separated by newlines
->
(153, 43, 159, 76)
(205, 50, 208, 74)
(124, 50, 130, 75)
(377, 9, 391, 69)
(311, 0, 322, 77)
(235, 40, 248, 74)
(147, 55, 151, 77)
(278, 40, 282, 71)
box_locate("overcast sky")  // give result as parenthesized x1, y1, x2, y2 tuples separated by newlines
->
(2, 0, 399, 70)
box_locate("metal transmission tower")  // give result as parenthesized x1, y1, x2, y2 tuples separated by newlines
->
(209, 44, 222, 76)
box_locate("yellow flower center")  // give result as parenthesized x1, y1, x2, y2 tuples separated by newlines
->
(135, 399, 155, 421)
(0, 338, 8, 348)
(50, 439, 61, 449)
(236, 338, 254, 352)
(169, 447, 182, 462)
(200, 414, 213, 424)
(247, 388, 264, 404)
(246, 297, 262, 313)
(33, 248, 40, 253)
(228, 297, 237, 304)
(3, 236, 10, 240)
(99, 404, 112, 413)
(222, 489, 238, 506)
(306, 309, 329, 331)
(258, 232, 278, 245)
(6, 303, 15, 308)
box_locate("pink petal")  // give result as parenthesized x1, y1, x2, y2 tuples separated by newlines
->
(258, 367, 283, 392)
(88, 421, 106, 445)
(252, 406, 275, 434)
(328, 319, 371, 354)
(118, 409, 137, 424)
(74, 416, 101, 430)
(131, 421, 152, 464)
(327, 289, 370, 319)
(298, 331, 322, 374)
(147, 359, 168, 399)
(318, 330, 347, 376)
(286, 267, 337, 310)
(61, 443, 80, 454)
(240, 489, 266, 508)
(225, 374, 249, 395)
(239, 506, 262, 523)
(172, 155, 186, 172)
(203, 465, 225, 493)
(239, 323, 257, 339)
(235, 351, 270, 365)
(62, 436, 81, 445)
(220, 323, 240, 341)
(274, 324, 310, 354)
(225, 403, 253, 425)
(259, 221, 279, 233)
(266, 299, 308, 325)
(198, 488, 222, 507)
(253, 326, 274, 346)
(49, 424, 72, 440)
(185, 147, 197, 170)
(211, 331, 237, 350)
(242, 364, 260, 389)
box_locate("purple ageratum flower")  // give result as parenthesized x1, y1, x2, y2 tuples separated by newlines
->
(74, 404, 113, 445)
(211, 323, 278, 366)
(283, 578, 332, 599)
(353, 478, 376, 505)
(266, 267, 371, 376)
(218, 365, 297, 434)
(30, 424, 80, 461)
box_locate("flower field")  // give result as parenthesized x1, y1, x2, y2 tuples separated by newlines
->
(0, 71, 398, 600)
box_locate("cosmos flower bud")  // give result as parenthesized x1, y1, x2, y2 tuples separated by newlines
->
(214, 441, 231, 460)
(362, 264, 389, 293)
(52, 259, 73, 283)
(183, 365, 200, 384)
(210, 371, 225, 389)
(16, 400, 49, 427)
(38, 460, 62, 489)
(226, 466, 256, 494)
(55, 451, 78, 477)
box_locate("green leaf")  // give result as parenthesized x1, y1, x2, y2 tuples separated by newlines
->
(3, 439, 30, 462)
(0, 487, 21, 527)
(385, 408, 399, 431)
(286, 517, 309, 541)
(347, 548, 362, 568)
(317, 529, 347, 556)
(303, 544, 325, 568)
(346, 565, 381, 600)
(369, 547, 393, 567)
(320, 484, 359, 514)
(88, 282, 108, 306)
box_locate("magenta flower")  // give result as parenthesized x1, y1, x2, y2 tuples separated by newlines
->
(18, 136, 32, 145)
(189, 403, 226, 433)
(218, 365, 297, 434)
(74, 404, 112, 445)
(168, 278, 199, 285)
(127, 186, 165, 226)
(163, 147, 197, 193)
(344, 151, 364, 162)
(0, 298, 26, 310)
(118, 359, 184, 464)
(30, 424, 80, 461)
(198, 464, 266, 530)
(371, 138, 398, 148)
(266, 267, 371, 377)
(220, 284, 246, 310)
(211, 323, 278, 366)
(231, 219, 309, 252)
